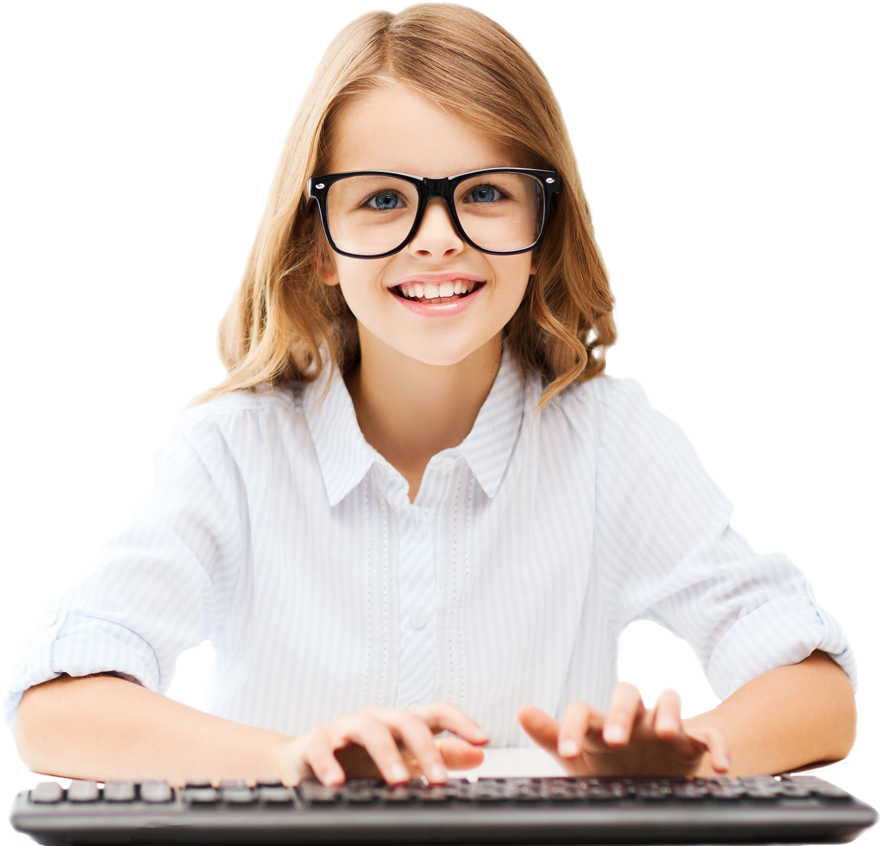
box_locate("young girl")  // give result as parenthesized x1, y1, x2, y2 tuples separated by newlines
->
(9, 4, 856, 788)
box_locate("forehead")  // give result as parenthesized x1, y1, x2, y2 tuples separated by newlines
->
(327, 83, 529, 178)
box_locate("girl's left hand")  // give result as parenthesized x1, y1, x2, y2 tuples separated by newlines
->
(518, 683, 730, 778)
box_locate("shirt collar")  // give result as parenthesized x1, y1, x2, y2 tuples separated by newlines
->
(456, 345, 526, 498)
(303, 363, 377, 508)
(303, 345, 527, 507)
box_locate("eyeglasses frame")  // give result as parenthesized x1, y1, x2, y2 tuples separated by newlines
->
(307, 167, 561, 259)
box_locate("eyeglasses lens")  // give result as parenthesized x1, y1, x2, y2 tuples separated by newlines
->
(325, 172, 545, 256)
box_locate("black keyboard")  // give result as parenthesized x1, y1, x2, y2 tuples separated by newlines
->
(10, 774, 878, 844)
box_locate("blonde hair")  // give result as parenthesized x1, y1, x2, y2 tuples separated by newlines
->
(203, 4, 616, 406)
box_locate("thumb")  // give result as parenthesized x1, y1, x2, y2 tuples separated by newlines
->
(517, 704, 562, 757)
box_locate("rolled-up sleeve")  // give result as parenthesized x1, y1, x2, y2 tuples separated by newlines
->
(4, 411, 248, 730)
(595, 379, 856, 700)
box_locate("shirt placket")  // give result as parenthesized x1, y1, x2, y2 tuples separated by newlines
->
(393, 499, 436, 711)
(393, 453, 460, 711)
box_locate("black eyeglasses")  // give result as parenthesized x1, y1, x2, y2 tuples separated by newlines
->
(307, 168, 560, 259)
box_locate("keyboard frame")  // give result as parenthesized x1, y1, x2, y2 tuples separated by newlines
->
(10, 775, 879, 845)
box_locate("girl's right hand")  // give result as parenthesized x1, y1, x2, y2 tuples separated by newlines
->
(279, 702, 489, 786)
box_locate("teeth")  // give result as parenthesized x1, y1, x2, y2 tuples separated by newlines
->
(397, 280, 480, 299)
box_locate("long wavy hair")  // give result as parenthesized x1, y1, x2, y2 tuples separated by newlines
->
(201, 4, 616, 406)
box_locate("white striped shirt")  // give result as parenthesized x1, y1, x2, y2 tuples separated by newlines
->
(4, 349, 855, 740)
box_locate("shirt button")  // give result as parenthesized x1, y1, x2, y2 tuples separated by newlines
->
(406, 701, 424, 712)
(45, 614, 58, 628)
(410, 608, 427, 630)
(439, 457, 455, 472)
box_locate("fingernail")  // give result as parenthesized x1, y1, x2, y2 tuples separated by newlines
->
(604, 725, 625, 743)
(429, 764, 447, 783)
(322, 770, 338, 784)
(390, 764, 409, 783)
(558, 739, 579, 757)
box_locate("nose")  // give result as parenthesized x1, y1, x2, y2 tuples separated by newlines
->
(407, 197, 465, 258)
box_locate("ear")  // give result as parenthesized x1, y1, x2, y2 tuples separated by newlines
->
(310, 238, 340, 287)
(318, 263, 340, 288)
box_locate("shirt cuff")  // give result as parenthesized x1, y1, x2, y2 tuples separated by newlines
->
(706, 592, 857, 699)
(3, 610, 160, 732)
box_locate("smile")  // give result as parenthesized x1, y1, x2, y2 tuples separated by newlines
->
(393, 279, 484, 302)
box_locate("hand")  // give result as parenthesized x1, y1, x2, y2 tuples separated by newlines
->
(518, 683, 729, 778)
(280, 702, 488, 786)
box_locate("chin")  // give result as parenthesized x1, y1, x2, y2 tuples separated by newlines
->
(400, 335, 500, 369)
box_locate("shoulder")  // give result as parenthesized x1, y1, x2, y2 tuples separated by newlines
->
(537, 373, 698, 474)
(540, 373, 655, 436)
(165, 384, 306, 459)
(178, 384, 301, 428)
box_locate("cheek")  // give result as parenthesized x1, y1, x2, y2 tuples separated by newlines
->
(333, 259, 387, 312)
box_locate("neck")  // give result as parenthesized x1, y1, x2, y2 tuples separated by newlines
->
(345, 330, 502, 502)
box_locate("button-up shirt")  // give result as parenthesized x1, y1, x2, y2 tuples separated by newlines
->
(4, 349, 855, 740)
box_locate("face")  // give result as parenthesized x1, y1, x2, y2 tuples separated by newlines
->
(317, 83, 536, 369)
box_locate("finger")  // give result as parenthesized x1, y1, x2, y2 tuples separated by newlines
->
(557, 701, 601, 758)
(385, 713, 449, 784)
(517, 703, 563, 758)
(414, 702, 490, 745)
(299, 730, 348, 786)
(329, 716, 411, 785)
(436, 736, 485, 771)
(686, 725, 731, 773)
(603, 682, 644, 746)
(652, 689, 683, 738)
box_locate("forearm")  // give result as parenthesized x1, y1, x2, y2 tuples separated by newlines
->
(14, 675, 292, 786)
(684, 651, 856, 777)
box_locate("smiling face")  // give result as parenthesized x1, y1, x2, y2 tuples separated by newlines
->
(317, 83, 536, 369)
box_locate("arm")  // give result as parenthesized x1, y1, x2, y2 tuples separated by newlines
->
(519, 650, 855, 778)
(684, 650, 855, 777)
(15, 675, 487, 786)
(15, 675, 290, 786)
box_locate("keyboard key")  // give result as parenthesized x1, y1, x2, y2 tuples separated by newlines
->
(379, 786, 412, 803)
(223, 787, 257, 804)
(31, 782, 63, 804)
(298, 782, 340, 804)
(260, 786, 294, 804)
(779, 783, 812, 798)
(414, 785, 449, 803)
(636, 781, 673, 800)
(103, 782, 136, 802)
(744, 786, 783, 799)
(184, 787, 220, 804)
(511, 784, 545, 801)
(811, 783, 852, 799)
(672, 782, 709, 799)
(140, 781, 173, 803)
(67, 780, 99, 802)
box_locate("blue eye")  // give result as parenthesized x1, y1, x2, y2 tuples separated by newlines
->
(368, 191, 403, 210)
(467, 185, 502, 203)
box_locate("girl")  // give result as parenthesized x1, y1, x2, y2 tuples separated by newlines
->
(9, 5, 856, 788)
